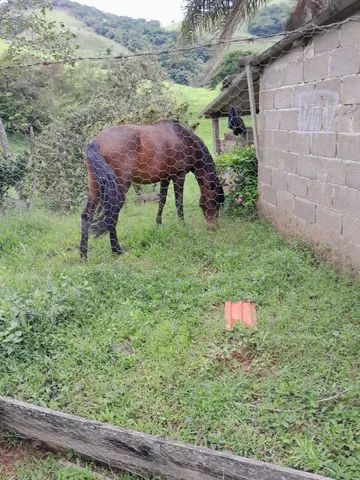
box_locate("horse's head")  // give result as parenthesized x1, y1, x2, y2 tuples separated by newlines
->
(199, 179, 224, 230)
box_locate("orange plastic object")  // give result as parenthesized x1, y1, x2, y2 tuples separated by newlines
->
(225, 302, 256, 331)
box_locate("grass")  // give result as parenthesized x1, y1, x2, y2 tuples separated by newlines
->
(0, 39, 8, 55)
(0, 176, 359, 480)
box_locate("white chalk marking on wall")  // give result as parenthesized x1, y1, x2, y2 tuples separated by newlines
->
(298, 90, 339, 132)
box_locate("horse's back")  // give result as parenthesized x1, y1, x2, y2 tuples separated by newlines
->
(90, 121, 195, 184)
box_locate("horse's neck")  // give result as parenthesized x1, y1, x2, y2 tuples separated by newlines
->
(193, 159, 216, 189)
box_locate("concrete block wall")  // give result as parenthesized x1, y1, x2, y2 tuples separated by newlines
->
(258, 18, 360, 268)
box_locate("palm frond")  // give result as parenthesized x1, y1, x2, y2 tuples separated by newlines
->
(180, 0, 268, 43)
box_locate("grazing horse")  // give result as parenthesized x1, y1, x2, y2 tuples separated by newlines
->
(80, 120, 224, 259)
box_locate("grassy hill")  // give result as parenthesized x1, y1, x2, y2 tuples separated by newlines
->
(46, 9, 129, 57)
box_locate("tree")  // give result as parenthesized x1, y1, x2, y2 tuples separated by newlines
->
(32, 59, 185, 211)
(0, 0, 79, 207)
(248, 3, 293, 37)
(209, 49, 256, 89)
(181, 0, 325, 80)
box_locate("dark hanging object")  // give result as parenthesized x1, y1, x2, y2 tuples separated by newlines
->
(228, 106, 246, 136)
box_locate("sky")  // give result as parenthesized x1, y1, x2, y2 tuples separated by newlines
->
(75, 0, 185, 26)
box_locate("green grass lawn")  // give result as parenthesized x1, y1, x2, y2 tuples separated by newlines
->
(0, 176, 359, 480)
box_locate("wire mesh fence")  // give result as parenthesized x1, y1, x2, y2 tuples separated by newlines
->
(0, 7, 359, 479)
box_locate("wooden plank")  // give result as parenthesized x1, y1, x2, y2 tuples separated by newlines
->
(0, 396, 332, 480)
(211, 117, 221, 156)
(245, 64, 260, 161)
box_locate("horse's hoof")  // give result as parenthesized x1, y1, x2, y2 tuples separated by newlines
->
(112, 247, 125, 255)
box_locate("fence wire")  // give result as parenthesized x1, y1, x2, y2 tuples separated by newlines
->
(0, 10, 359, 480)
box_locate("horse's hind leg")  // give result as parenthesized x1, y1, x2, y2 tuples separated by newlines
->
(156, 179, 170, 225)
(174, 174, 185, 222)
(80, 197, 96, 261)
(109, 181, 129, 255)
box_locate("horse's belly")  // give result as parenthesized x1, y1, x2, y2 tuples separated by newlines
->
(133, 158, 189, 184)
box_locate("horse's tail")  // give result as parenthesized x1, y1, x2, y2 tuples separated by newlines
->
(86, 140, 121, 237)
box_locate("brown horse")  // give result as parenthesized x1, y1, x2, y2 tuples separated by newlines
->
(80, 120, 224, 259)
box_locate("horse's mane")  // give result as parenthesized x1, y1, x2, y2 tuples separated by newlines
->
(171, 121, 225, 205)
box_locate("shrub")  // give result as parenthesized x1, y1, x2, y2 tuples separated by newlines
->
(0, 152, 28, 207)
(216, 146, 258, 217)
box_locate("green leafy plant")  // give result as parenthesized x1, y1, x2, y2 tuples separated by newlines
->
(216, 145, 258, 217)
(209, 49, 256, 89)
(0, 152, 28, 206)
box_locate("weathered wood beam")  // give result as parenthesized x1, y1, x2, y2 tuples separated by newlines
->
(0, 117, 11, 159)
(245, 64, 260, 160)
(211, 117, 221, 156)
(0, 396, 332, 480)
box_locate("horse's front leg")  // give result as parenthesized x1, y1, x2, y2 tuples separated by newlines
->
(173, 174, 185, 222)
(156, 179, 170, 225)
(110, 229, 125, 254)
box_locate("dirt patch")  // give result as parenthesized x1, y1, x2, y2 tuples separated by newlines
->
(206, 345, 255, 372)
(0, 441, 43, 477)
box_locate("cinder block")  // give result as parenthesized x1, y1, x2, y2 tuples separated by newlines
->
(307, 180, 334, 207)
(290, 132, 311, 154)
(311, 133, 337, 158)
(304, 53, 329, 82)
(260, 89, 274, 110)
(352, 105, 360, 133)
(318, 159, 346, 186)
(274, 88, 292, 109)
(262, 62, 285, 89)
(258, 165, 272, 185)
(329, 47, 360, 78)
(272, 130, 289, 151)
(288, 46, 304, 64)
(333, 186, 360, 219)
(337, 134, 360, 161)
(316, 206, 342, 234)
(331, 105, 354, 134)
(314, 28, 340, 54)
(279, 109, 299, 131)
(277, 190, 295, 213)
(262, 148, 281, 168)
(288, 174, 308, 198)
(297, 155, 318, 179)
(294, 198, 316, 223)
(347, 162, 360, 190)
(342, 215, 360, 239)
(315, 78, 341, 99)
(271, 169, 287, 190)
(340, 22, 360, 48)
(292, 83, 314, 107)
(261, 129, 273, 149)
(264, 110, 281, 130)
(281, 151, 298, 173)
(342, 75, 360, 104)
(284, 62, 304, 85)
(261, 184, 277, 205)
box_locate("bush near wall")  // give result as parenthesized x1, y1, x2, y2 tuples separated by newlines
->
(216, 145, 258, 217)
